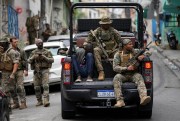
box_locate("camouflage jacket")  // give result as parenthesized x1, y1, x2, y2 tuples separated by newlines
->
(87, 27, 121, 51)
(0, 47, 20, 71)
(113, 49, 140, 74)
(17, 47, 28, 71)
(28, 48, 54, 70)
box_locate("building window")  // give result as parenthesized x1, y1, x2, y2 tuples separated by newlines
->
(164, 13, 179, 27)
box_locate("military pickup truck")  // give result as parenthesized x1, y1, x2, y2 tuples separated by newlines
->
(61, 2, 153, 119)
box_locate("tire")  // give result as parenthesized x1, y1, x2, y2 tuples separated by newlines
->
(61, 91, 76, 119)
(169, 39, 177, 50)
(172, 40, 177, 50)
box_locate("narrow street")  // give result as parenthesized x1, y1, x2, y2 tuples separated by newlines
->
(10, 50, 180, 121)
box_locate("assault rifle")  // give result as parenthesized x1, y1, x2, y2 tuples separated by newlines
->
(124, 41, 152, 67)
(90, 30, 112, 65)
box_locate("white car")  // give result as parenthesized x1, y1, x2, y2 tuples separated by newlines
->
(47, 35, 70, 48)
(23, 42, 67, 86)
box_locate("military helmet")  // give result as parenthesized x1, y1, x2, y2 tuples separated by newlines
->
(122, 39, 132, 45)
(99, 16, 112, 24)
(0, 35, 10, 43)
(0, 35, 10, 52)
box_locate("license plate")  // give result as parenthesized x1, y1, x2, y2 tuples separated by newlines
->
(97, 90, 115, 97)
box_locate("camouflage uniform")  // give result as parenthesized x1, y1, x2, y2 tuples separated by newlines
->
(113, 38, 151, 107)
(87, 27, 121, 72)
(42, 23, 55, 42)
(12, 47, 28, 109)
(0, 45, 20, 110)
(26, 16, 38, 45)
(28, 48, 54, 107)
(113, 50, 147, 100)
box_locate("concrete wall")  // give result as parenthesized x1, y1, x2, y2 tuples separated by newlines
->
(13, 0, 29, 43)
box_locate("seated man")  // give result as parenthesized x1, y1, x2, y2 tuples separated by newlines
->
(113, 39, 151, 108)
(72, 37, 94, 82)
(86, 16, 121, 81)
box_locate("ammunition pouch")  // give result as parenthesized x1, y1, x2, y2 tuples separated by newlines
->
(0, 48, 13, 71)
(4, 60, 13, 71)
(41, 62, 52, 68)
(104, 40, 116, 50)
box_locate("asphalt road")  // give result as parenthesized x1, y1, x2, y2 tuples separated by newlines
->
(10, 50, 180, 121)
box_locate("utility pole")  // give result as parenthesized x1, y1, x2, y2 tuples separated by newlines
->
(0, 0, 2, 37)
(39, 0, 46, 38)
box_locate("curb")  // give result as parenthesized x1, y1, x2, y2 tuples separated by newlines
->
(155, 45, 180, 81)
(155, 45, 180, 69)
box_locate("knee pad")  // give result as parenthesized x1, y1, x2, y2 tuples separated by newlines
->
(43, 84, 49, 91)
(34, 86, 41, 93)
(17, 86, 24, 94)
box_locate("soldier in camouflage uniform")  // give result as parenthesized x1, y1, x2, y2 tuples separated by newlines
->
(9, 37, 28, 110)
(26, 15, 39, 45)
(0, 36, 20, 111)
(113, 39, 151, 108)
(42, 23, 56, 42)
(28, 39, 54, 107)
(86, 16, 121, 81)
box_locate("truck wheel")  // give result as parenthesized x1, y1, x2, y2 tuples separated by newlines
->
(61, 94, 76, 119)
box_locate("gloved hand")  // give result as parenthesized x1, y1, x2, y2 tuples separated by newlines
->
(40, 55, 49, 61)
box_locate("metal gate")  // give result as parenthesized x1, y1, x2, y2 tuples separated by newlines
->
(8, 5, 19, 38)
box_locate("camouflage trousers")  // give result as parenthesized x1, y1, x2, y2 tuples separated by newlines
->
(13, 70, 26, 103)
(113, 73, 147, 101)
(28, 31, 37, 45)
(1, 71, 16, 105)
(33, 69, 49, 101)
(94, 47, 115, 72)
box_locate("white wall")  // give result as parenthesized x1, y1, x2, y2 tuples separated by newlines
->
(29, 0, 40, 16)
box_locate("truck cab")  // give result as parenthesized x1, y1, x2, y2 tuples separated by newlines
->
(61, 2, 153, 119)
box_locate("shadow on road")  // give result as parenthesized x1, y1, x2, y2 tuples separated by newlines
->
(25, 84, 61, 95)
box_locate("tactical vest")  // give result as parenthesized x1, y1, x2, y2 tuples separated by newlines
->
(97, 27, 117, 50)
(31, 48, 52, 70)
(119, 51, 137, 74)
(0, 48, 14, 71)
(119, 51, 133, 67)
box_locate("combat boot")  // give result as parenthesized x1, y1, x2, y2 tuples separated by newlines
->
(98, 71, 105, 81)
(44, 98, 50, 107)
(19, 101, 27, 110)
(114, 100, 125, 108)
(140, 96, 151, 105)
(36, 100, 43, 107)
